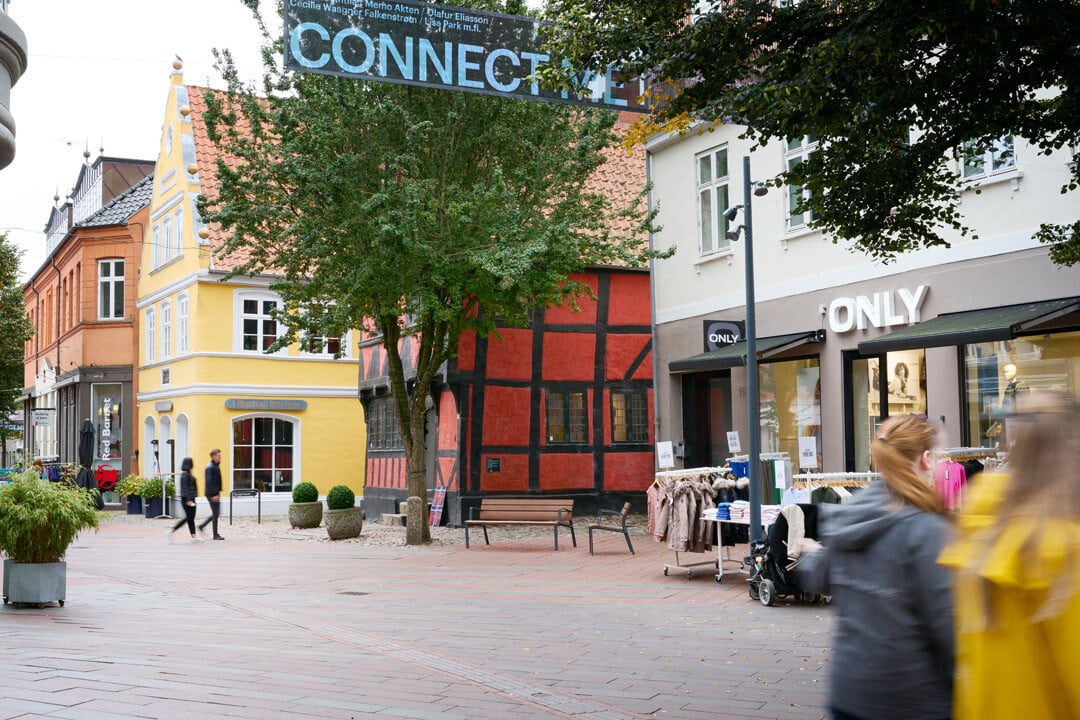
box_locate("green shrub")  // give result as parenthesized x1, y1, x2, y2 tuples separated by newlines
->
(115, 473, 143, 497)
(136, 476, 175, 499)
(0, 471, 100, 563)
(326, 485, 355, 510)
(292, 481, 319, 504)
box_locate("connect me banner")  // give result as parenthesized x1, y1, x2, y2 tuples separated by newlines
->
(284, 0, 646, 111)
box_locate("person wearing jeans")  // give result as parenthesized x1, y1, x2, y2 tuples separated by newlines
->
(198, 448, 224, 540)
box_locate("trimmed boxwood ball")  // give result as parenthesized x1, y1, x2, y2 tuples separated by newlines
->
(292, 482, 318, 504)
(326, 485, 355, 510)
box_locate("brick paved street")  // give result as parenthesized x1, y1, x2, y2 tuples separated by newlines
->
(0, 514, 833, 719)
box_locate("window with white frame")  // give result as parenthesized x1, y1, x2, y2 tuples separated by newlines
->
(786, 135, 818, 229)
(300, 304, 348, 357)
(232, 415, 296, 493)
(151, 223, 161, 268)
(961, 136, 1015, 180)
(160, 300, 172, 359)
(161, 216, 173, 264)
(177, 293, 189, 354)
(236, 292, 282, 353)
(696, 146, 732, 256)
(97, 259, 124, 321)
(172, 209, 184, 257)
(145, 308, 156, 364)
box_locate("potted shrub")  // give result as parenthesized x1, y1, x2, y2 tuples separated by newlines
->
(116, 474, 144, 514)
(136, 476, 175, 518)
(0, 470, 100, 607)
(288, 482, 323, 529)
(324, 485, 362, 540)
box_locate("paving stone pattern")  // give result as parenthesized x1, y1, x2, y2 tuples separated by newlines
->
(0, 513, 833, 719)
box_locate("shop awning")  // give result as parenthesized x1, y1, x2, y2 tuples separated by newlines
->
(669, 330, 825, 374)
(857, 297, 1080, 354)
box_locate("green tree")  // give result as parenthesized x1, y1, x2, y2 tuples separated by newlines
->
(0, 233, 33, 466)
(541, 0, 1080, 264)
(200, 0, 659, 543)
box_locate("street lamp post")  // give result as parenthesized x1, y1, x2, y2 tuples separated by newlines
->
(724, 156, 764, 543)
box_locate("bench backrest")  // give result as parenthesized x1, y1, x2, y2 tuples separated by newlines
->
(476, 498, 574, 522)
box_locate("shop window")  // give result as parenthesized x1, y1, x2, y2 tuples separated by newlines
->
(367, 398, 403, 450)
(611, 390, 649, 443)
(232, 416, 296, 493)
(785, 135, 818, 230)
(758, 358, 822, 470)
(963, 331, 1080, 448)
(696, 146, 732, 256)
(97, 259, 124, 321)
(547, 390, 588, 444)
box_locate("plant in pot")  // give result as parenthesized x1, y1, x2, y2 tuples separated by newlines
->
(288, 482, 323, 529)
(0, 470, 100, 607)
(116, 474, 144, 514)
(136, 476, 175, 518)
(324, 485, 362, 540)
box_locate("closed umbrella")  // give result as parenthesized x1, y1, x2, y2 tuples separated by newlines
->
(75, 418, 104, 510)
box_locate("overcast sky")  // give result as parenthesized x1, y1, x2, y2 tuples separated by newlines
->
(1, 1, 271, 281)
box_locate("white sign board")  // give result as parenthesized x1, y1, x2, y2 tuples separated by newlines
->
(31, 410, 52, 427)
(798, 436, 819, 469)
(726, 431, 742, 453)
(775, 460, 789, 489)
(655, 441, 675, 469)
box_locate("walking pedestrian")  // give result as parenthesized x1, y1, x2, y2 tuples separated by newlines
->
(197, 448, 224, 540)
(796, 413, 954, 720)
(939, 391, 1080, 718)
(169, 457, 202, 543)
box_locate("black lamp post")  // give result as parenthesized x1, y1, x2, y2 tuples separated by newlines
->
(723, 155, 769, 543)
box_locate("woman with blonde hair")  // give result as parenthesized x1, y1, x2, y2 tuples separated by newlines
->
(797, 413, 954, 720)
(939, 391, 1080, 718)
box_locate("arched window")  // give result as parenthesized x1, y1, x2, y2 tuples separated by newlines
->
(175, 414, 190, 465)
(158, 416, 173, 475)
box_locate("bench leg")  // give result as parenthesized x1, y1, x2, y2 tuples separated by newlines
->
(588, 528, 595, 555)
(553, 525, 559, 551)
(569, 523, 577, 548)
(623, 529, 635, 555)
(482, 526, 490, 545)
(465, 525, 470, 549)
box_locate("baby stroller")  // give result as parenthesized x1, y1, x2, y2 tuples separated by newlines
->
(747, 503, 824, 606)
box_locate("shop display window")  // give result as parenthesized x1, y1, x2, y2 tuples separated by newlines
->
(758, 358, 822, 470)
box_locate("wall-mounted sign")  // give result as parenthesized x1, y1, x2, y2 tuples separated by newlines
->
(224, 399, 309, 412)
(284, 0, 645, 111)
(655, 441, 674, 469)
(703, 320, 745, 352)
(827, 285, 929, 333)
(726, 431, 742, 453)
(155, 401, 174, 412)
(31, 409, 52, 427)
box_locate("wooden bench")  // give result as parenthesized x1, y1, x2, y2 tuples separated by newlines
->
(465, 498, 576, 550)
(588, 502, 634, 555)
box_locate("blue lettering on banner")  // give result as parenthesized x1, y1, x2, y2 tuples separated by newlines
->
(284, 0, 645, 111)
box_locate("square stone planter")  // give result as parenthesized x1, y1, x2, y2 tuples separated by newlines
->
(3, 559, 66, 607)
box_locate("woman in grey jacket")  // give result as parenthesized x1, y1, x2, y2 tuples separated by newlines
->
(796, 414, 953, 720)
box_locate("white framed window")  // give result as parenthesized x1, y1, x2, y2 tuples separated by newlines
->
(785, 135, 818, 230)
(160, 300, 172, 360)
(162, 216, 173, 264)
(232, 415, 297, 493)
(172, 209, 184, 257)
(145, 308, 156, 364)
(234, 291, 284, 354)
(151, 223, 161, 268)
(177, 292, 189, 354)
(961, 136, 1015, 180)
(696, 146, 732, 256)
(97, 259, 124, 321)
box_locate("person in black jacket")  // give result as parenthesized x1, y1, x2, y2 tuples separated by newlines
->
(197, 449, 224, 540)
(169, 457, 202, 543)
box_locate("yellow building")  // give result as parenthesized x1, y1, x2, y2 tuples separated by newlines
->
(135, 64, 365, 514)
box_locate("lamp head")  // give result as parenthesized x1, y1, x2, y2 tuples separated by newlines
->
(725, 226, 744, 242)
(722, 206, 741, 222)
(753, 182, 769, 197)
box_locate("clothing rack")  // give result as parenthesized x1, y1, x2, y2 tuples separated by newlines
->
(653, 466, 729, 486)
(727, 452, 790, 462)
(791, 471, 878, 487)
(938, 447, 998, 461)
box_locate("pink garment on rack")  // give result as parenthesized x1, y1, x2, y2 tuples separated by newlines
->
(933, 461, 967, 511)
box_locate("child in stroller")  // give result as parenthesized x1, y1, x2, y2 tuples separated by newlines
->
(747, 503, 825, 606)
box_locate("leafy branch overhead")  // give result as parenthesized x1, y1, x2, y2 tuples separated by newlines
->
(541, 0, 1080, 264)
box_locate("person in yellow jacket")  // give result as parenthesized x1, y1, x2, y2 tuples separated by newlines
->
(939, 391, 1080, 719)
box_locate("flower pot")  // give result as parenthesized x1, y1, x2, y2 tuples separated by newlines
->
(143, 497, 163, 518)
(126, 496, 144, 514)
(325, 506, 363, 540)
(288, 501, 323, 529)
(3, 559, 66, 607)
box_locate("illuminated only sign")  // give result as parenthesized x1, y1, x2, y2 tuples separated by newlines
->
(284, 0, 645, 111)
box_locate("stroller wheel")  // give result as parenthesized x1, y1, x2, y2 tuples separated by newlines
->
(759, 579, 776, 607)
(748, 582, 760, 600)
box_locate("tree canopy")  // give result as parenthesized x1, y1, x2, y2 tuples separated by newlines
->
(541, 0, 1080, 264)
(200, 0, 658, 542)
(0, 233, 32, 454)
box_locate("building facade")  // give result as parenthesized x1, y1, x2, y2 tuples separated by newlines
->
(648, 124, 1080, 473)
(134, 65, 365, 515)
(21, 155, 154, 497)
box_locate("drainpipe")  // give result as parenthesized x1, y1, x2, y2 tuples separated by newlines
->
(646, 149, 662, 462)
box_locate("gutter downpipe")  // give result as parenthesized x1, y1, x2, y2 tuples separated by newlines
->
(646, 149, 662, 467)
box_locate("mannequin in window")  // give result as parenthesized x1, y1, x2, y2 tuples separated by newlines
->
(1002, 363, 1029, 412)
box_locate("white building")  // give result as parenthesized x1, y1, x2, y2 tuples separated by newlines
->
(647, 123, 1080, 473)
